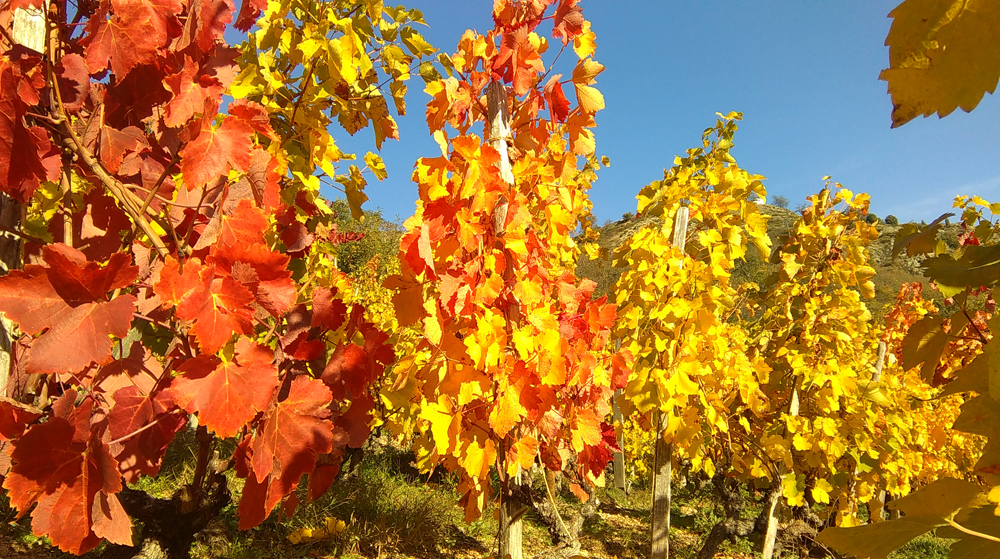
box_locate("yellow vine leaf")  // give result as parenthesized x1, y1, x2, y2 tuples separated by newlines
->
(881, 0, 1000, 127)
(782, 473, 806, 507)
(818, 477, 986, 559)
(812, 478, 834, 504)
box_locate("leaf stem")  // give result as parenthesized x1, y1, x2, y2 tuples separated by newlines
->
(946, 518, 1000, 543)
(962, 307, 990, 345)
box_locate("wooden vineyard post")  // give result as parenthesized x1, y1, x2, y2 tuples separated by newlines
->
(613, 337, 626, 491)
(871, 341, 889, 522)
(612, 388, 626, 491)
(0, 6, 27, 397)
(651, 206, 688, 559)
(762, 384, 800, 559)
(488, 80, 523, 559)
(872, 340, 886, 383)
(0, 194, 19, 397)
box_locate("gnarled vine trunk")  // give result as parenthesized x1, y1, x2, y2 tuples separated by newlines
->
(98, 475, 230, 559)
(529, 470, 598, 559)
(697, 476, 769, 559)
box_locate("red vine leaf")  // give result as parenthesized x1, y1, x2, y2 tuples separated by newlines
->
(44, 244, 138, 302)
(99, 126, 149, 174)
(234, 0, 267, 31)
(0, 245, 138, 375)
(237, 377, 337, 529)
(543, 75, 570, 123)
(552, 0, 585, 44)
(228, 99, 276, 140)
(189, 276, 255, 354)
(0, 63, 61, 202)
(85, 1, 172, 76)
(494, 27, 545, 96)
(155, 256, 212, 316)
(311, 286, 347, 332)
(27, 295, 137, 376)
(162, 56, 223, 128)
(179, 112, 254, 191)
(2, 397, 130, 555)
(55, 53, 90, 112)
(321, 343, 367, 400)
(168, 340, 279, 438)
(335, 392, 375, 448)
(48, 189, 133, 262)
(182, 0, 235, 52)
(108, 385, 185, 482)
(250, 376, 334, 483)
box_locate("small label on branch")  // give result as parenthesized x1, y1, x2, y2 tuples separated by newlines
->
(12, 4, 47, 54)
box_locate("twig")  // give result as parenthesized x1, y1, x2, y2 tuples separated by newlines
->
(961, 307, 989, 345)
(45, 31, 170, 258)
(52, 103, 170, 257)
(283, 62, 317, 148)
(136, 154, 180, 220)
(60, 158, 73, 246)
(540, 457, 573, 541)
(0, 224, 45, 245)
(0, 22, 13, 47)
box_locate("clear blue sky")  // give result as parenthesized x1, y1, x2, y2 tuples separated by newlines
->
(332, 1, 1000, 226)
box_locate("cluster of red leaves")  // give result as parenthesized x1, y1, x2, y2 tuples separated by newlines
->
(885, 282, 990, 387)
(0, 218, 392, 553)
(0, 0, 391, 554)
(385, 0, 628, 520)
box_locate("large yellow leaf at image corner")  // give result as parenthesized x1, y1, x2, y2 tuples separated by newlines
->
(881, 0, 1000, 127)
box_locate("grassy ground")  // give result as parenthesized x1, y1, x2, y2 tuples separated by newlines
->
(0, 443, 956, 559)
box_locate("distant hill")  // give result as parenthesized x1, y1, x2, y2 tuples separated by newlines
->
(576, 204, 958, 319)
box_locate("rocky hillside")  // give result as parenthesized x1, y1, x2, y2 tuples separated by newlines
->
(577, 204, 957, 319)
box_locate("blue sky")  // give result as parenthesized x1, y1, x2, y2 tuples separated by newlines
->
(332, 1, 1000, 226)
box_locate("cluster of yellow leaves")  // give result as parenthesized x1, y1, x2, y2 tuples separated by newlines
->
(233, 0, 440, 218)
(741, 186, 890, 524)
(614, 113, 771, 478)
(871, 284, 984, 499)
(746, 187, 987, 526)
(819, 195, 1000, 557)
(618, 164, 981, 527)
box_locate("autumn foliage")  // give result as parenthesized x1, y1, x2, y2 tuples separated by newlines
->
(0, 0, 998, 557)
(380, 0, 629, 522)
(0, 0, 431, 554)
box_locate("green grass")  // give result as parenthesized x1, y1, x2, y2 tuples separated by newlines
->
(197, 447, 479, 559)
(888, 533, 953, 559)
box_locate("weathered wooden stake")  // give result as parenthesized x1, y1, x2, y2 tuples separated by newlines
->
(873, 340, 886, 382)
(11, 0, 47, 54)
(612, 387, 626, 491)
(871, 341, 888, 523)
(651, 411, 673, 559)
(762, 385, 799, 559)
(0, 0, 24, 398)
(651, 206, 688, 559)
(0, 195, 18, 397)
(488, 80, 523, 559)
(612, 336, 625, 492)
